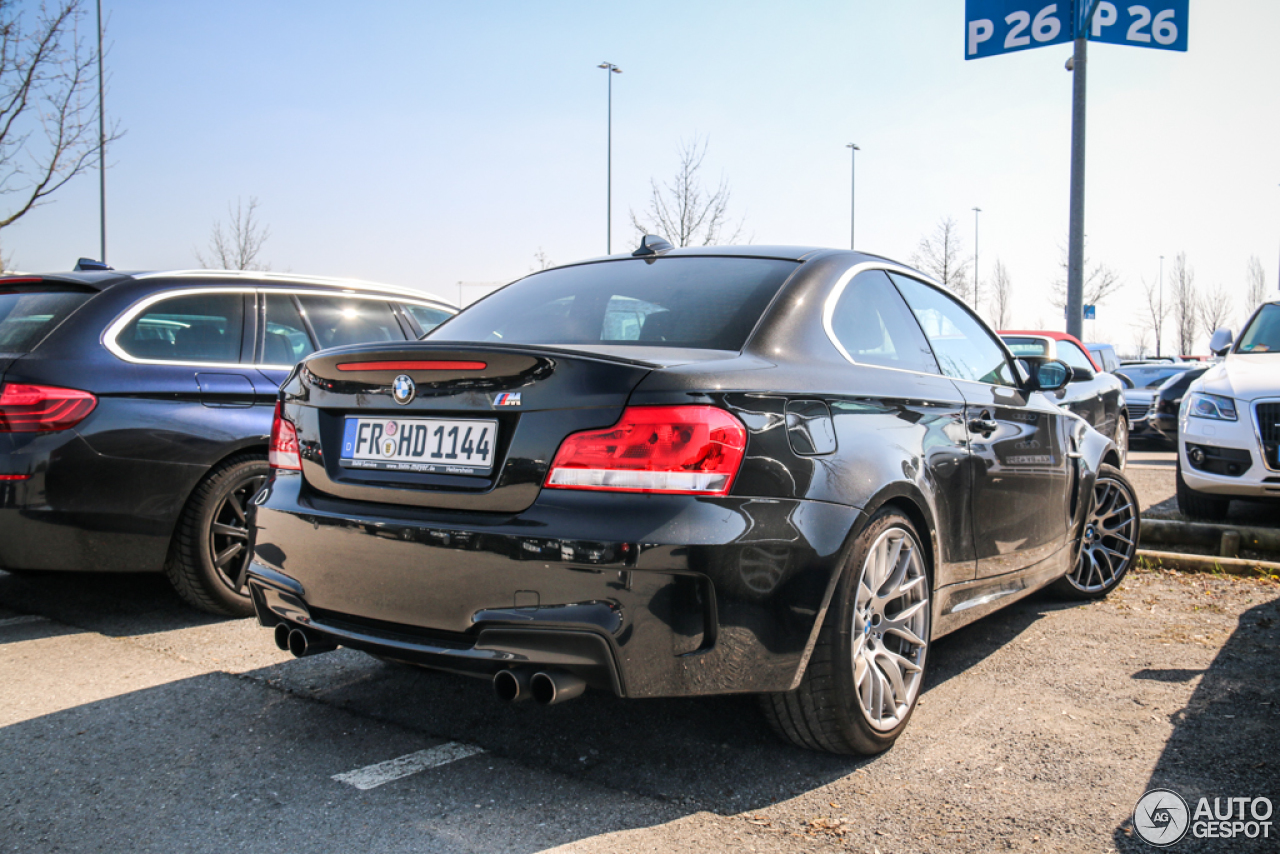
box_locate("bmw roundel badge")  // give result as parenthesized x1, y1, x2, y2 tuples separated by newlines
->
(391, 374, 416, 405)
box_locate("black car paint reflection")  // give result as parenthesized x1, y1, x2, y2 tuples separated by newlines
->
(247, 248, 1122, 707)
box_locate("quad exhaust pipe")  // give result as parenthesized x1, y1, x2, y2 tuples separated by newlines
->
(274, 622, 337, 658)
(493, 668, 586, 706)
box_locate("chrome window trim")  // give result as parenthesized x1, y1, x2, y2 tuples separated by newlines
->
(821, 261, 1016, 389)
(103, 286, 457, 368)
(133, 270, 452, 305)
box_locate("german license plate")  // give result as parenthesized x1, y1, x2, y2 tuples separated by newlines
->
(340, 417, 497, 475)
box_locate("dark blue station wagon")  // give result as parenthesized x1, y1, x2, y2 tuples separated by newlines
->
(0, 267, 454, 615)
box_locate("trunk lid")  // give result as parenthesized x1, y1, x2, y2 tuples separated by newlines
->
(289, 342, 656, 513)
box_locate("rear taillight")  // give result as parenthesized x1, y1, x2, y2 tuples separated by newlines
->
(545, 405, 747, 495)
(269, 401, 302, 470)
(0, 384, 97, 432)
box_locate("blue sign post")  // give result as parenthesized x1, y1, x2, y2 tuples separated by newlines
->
(964, 1, 1189, 340)
(966, 1, 1189, 59)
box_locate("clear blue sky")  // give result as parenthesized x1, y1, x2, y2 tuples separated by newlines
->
(7, 0, 1279, 353)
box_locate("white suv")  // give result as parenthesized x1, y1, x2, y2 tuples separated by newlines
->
(1176, 299, 1280, 520)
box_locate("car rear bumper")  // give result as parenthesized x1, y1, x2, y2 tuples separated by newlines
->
(0, 431, 196, 573)
(246, 472, 862, 698)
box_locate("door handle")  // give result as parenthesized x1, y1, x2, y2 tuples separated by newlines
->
(968, 417, 998, 436)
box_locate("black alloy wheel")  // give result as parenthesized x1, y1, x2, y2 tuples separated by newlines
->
(165, 454, 269, 617)
(1055, 463, 1139, 599)
(761, 510, 931, 755)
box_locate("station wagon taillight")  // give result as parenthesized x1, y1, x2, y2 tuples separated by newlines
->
(545, 405, 747, 495)
(0, 383, 97, 432)
(269, 401, 302, 470)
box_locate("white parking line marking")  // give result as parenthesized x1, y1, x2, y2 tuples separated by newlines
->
(332, 742, 486, 790)
(0, 615, 48, 628)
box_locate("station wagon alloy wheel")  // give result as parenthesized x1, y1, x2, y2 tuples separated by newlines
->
(166, 454, 271, 617)
(209, 470, 268, 592)
(1059, 463, 1138, 598)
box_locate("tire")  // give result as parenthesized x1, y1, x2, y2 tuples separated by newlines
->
(1175, 458, 1230, 522)
(165, 454, 269, 617)
(1054, 463, 1139, 599)
(760, 510, 931, 755)
(1113, 415, 1129, 469)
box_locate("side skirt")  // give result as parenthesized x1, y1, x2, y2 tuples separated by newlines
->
(930, 545, 1072, 639)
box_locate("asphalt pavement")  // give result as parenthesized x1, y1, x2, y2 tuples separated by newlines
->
(3, 450, 1278, 853)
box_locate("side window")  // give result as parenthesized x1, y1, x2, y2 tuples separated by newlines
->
(829, 270, 939, 374)
(888, 273, 1016, 387)
(1058, 341, 1095, 373)
(403, 303, 453, 334)
(297, 296, 404, 350)
(262, 294, 316, 365)
(117, 292, 244, 363)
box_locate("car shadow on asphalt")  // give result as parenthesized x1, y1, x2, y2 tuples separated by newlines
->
(238, 587, 1079, 817)
(1113, 598, 1280, 853)
(2, 567, 1096, 819)
(0, 569, 231, 640)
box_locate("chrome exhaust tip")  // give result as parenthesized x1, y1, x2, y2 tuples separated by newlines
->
(493, 668, 533, 703)
(530, 670, 587, 706)
(273, 622, 291, 651)
(287, 627, 337, 658)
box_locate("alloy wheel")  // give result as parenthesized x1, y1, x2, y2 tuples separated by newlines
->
(208, 472, 267, 592)
(1069, 473, 1138, 593)
(851, 527, 930, 731)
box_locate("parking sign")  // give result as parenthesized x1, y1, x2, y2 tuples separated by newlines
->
(1085, 1, 1188, 51)
(966, 1, 1073, 59)
(966, 0, 1189, 59)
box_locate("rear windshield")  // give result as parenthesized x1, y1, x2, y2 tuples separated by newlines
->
(0, 289, 92, 353)
(1116, 365, 1190, 388)
(429, 257, 798, 350)
(1238, 303, 1280, 353)
(1001, 337, 1050, 357)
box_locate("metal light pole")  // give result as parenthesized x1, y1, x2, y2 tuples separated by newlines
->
(598, 62, 621, 254)
(1065, 38, 1088, 341)
(972, 206, 982, 307)
(1157, 255, 1164, 358)
(96, 0, 106, 263)
(846, 143, 859, 250)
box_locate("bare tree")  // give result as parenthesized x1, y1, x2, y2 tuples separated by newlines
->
(1169, 252, 1197, 356)
(1128, 327, 1151, 360)
(912, 217, 973, 304)
(530, 247, 553, 272)
(1245, 256, 1267, 311)
(196, 197, 271, 271)
(630, 136, 743, 247)
(0, 0, 120, 231)
(1049, 242, 1123, 312)
(988, 259, 1013, 329)
(1139, 276, 1168, 358)
(1198, 283, 1232, 342)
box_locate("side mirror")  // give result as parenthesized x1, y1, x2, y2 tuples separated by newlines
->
(1209, 327, 1233, 356)
(1022, 358, 1072, 392)
(1070, 364, 1096, 381)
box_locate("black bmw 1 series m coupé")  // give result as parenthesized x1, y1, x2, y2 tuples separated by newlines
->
(245, 241, 1137, 754)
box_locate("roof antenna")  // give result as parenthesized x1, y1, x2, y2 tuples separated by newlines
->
(75, 258, 113, 271)
(632, 235, 673, 259)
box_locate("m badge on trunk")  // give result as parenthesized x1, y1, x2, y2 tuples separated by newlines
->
(494, 392, 521, 406)
(392, 375, 416, 405)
